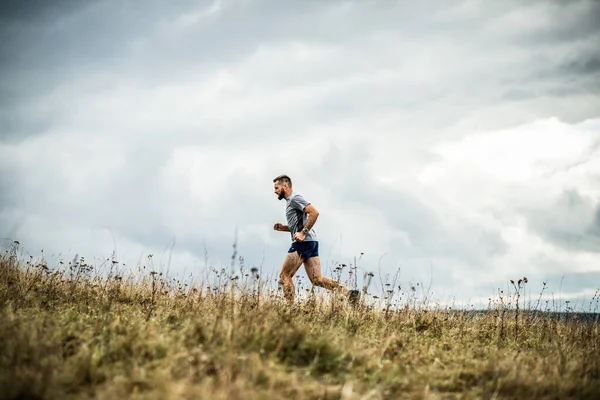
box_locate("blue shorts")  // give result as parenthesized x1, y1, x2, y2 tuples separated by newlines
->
(288, 241, 319, 259)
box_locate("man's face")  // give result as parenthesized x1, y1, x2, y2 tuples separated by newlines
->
(274, 182, 286, 200)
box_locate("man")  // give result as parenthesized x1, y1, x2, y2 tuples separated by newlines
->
(272, 174, 360, 305)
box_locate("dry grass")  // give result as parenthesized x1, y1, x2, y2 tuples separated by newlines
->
(1, 246, 599, 399)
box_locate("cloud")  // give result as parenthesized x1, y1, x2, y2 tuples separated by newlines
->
(2, 0, 600, 307)
(414, 118, 600, 294)
(527, 189, 600, 253)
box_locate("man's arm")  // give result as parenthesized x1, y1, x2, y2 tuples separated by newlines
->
(274, 222, 290, 232)
(302, 204, 319, 231)
(293, 203, 319, 241)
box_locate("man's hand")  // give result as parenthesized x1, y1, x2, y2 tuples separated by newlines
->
(274, 222, 287, 231)
(293, 231, 306, 242)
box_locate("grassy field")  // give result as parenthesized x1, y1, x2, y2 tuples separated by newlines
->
(1, 248, 599, 399)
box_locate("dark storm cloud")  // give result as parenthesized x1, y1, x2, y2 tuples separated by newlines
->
(561, 55, 600, 77)
(498, 51, 600, 116)
(526, 189, 600, 253)
(0, 0, 214, 142)
(3, 0, 599, 143)
(0, 0, 339, 86)
(0, 0, 88, 24)
(538, 53, 600, 87)
(527, 0, 600, 44)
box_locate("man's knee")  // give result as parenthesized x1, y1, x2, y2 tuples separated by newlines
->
(309, 275, 326, 287)
(279, 271, 293, 284)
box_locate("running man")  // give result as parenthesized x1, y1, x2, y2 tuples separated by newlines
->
(272, 174, 359, 304)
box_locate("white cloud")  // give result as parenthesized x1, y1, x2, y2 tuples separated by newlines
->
(411, 117, 600, 291)
(419, 117, 599, 201)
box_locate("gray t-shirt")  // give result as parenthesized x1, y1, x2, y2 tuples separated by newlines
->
(285, 192, 317, 242)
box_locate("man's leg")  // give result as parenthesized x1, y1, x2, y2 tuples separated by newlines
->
(279, 251, 304, 303)
(303, 256, 349, 295)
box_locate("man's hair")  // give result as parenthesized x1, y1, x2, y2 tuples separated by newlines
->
(273, 174, 292, 188)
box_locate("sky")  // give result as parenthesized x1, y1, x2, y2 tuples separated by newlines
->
(1, 0, 600, 310)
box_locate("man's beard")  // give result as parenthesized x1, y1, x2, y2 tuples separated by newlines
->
(278, 191, 285, 200)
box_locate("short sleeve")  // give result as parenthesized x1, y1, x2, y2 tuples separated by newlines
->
(291, 194, 310, 211)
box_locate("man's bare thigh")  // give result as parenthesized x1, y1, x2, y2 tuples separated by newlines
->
(280, 251, 303, 277)
(302, 256, 322, 278)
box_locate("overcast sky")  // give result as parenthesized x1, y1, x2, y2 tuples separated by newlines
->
(2, 0, 599, 309)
